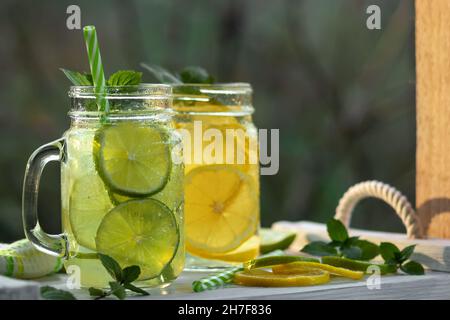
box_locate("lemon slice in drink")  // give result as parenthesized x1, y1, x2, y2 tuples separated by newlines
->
(187, 236, 260, 263)
(69, 175, 113, 250)
(95, 199, 179, 280)
(185, 165, 258, 254)
(234, 269, 330, 287)
(94, 122, 171, 197)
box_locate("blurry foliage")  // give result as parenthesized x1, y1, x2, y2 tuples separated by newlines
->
(0, 0, 414, 242)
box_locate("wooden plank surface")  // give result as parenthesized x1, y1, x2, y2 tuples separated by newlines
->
(416, 0, 450, 238)
(34, 271, 450, 300)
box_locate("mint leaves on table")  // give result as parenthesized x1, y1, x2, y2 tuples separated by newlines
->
(301, 218, 379, 261)
(88, 254, 149, 300)
(61, 69, 142, 86)
(301, 218, 425, 275)
(40, 286, 77, 300)
(379, 242, 425, 275)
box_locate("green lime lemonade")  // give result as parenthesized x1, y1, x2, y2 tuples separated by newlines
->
(62, 86, 184, 288)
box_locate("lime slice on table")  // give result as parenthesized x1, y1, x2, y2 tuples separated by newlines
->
(260, 228, 296, 254)
(95, 198, 179, 280)
(69, 175, 113, 250)
(94, 122, 171, 197)
(234, 269, 330, 287)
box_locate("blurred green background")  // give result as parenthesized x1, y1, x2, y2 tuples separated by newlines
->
(0, 0, 415, 242)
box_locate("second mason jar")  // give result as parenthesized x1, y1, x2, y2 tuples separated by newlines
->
(173, 83, 260, 270)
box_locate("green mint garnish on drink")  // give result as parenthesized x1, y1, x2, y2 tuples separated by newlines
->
(300, 218, 425, 275)
(61, 69, 142, 87)
(141, 63, 226, 105)
(88, 254, 150, 300)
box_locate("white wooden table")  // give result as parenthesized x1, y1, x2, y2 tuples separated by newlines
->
(17, 270, 449, 300)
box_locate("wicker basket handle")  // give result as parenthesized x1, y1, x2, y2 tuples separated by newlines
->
(334, 180, 424, 239)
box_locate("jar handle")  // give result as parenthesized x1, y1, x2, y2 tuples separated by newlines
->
(22, 138, 68, 258)
(335, 180, 424, 239)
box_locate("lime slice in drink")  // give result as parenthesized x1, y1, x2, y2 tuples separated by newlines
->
(260, 228, 296, 254)
(69, 175, 114, 250)
(110, 162, 184, 212)
(94, 122, 171, 197)
(95, 198, 179, 280)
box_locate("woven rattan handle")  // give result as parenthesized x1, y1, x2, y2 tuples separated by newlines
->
(334, 181, 424, 239)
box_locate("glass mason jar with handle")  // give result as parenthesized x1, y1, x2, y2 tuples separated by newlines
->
(173, 83, 260, 270)
(22, 85, 184, 288)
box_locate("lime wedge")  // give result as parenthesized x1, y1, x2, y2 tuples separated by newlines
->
(260, 228, 296, 254)
(95, 199, 179, 280)
(69, 175, 113, 250)
(94, 122, 171, 197)
(234, 269, 330, 287)
(321, 256, 397, 274)
(244, 255, 319, 270)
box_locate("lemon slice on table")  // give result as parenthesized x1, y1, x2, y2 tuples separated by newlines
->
(94, 122, 171, 197)
(185, 165, 258, 255)
(69, 175, 113, 250)
(272, 261, 364, 280)
(234, 269, 330, 287)
(95, 199, 179, 280)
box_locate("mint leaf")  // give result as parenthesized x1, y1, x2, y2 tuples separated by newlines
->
(99, 254, 123, 281)
(352, 240, 380, 261)
(327, 219, 348, 242)
(141, 63, 182, 84)
(109, 281, 126, 300)
(107, 70, 142, 86)
(399, 245, 416, 263)
(89, 287, 106, 297)
(379, 242, 401, 263)
(122, 266, 141, 284)
(301, 241, 338, 257)
(40, 286, 77, 300)
(179, 66, 214, 84)
(400, 261, 425, 275)
(124, 283, 150, 296)
(60, 68, 93, 86)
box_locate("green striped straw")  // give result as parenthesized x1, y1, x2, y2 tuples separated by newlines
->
(192, 250, 284, 292)
(82, 25, 109, 113)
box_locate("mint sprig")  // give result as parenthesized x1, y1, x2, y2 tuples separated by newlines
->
(88, 254, 150, 300)
(60, 68, 93, 86)
(301, 218, 379, 260)
(141, 64, 215, 85)
(301, 218, 425, 276)
(379, 243, 425, 275)
(61, 69, 142, 86)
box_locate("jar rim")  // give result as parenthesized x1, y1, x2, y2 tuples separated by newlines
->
(68, 84, 172, 99)
(172, 82, 252, 95)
